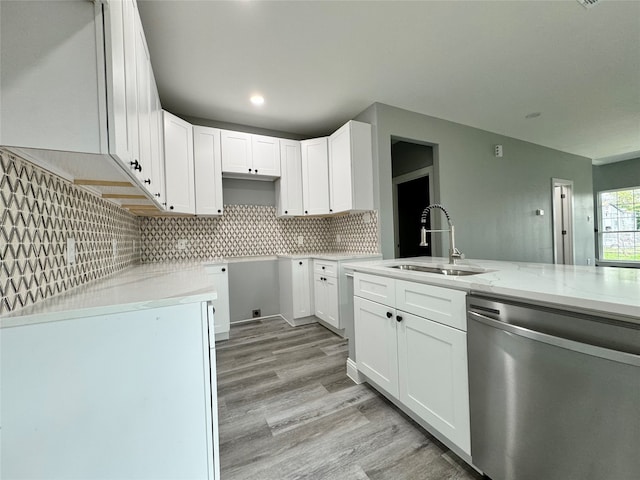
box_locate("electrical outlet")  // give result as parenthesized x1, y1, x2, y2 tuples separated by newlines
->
(112, 239, 118, 259)
(362, 212, 371, 224)
(336, 234, 341, 243)
(177, 239, 188, 250)
(66, 237, 76, 265)
(297, 236, 304, 246)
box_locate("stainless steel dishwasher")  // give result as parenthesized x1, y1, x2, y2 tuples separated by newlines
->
(467, 295, 640, 480)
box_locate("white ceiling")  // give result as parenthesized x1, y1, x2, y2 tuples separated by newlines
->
(137, 0, 640, 164)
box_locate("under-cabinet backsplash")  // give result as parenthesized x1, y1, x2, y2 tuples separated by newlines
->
(140, 207, 379, 261)
(0, 149, 141, 315)
(1, 149, 379, 314)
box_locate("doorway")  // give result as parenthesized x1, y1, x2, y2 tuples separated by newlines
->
(552, 178, 574, 264)
(394, 171, 432, 257)
(391, 140, 435, 259)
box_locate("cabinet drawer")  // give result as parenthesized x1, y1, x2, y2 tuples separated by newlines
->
(354, 273, 395, 306)
(314, 260, 337, 277)
(396, 280, 467, 331)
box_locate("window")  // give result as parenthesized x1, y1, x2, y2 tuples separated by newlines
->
(597, 187, 640, 263)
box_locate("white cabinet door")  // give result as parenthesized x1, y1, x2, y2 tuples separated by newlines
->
(251, 134, 281, 177)
(292, 259, 311, 318)
(276, 139, 303, 217)
(206, 264, 230, 341)
(354, 296, 399, 397)
(313, 272, 327, 320)
(301, 137, 330, 215)
(104, 0, 135, 166)
(122, 0, 140, 174)
(397, 311, 471, 455)
(323, 275, 340, 329)
(221, 130, 252, 174)
(328, 120, 374, 213)
(193, 126, 224, 216)
(133, 10, 151, 186)
(328, 121, 353, 213)
(149, 75, 165, 205)
(163, 111, 195, 214)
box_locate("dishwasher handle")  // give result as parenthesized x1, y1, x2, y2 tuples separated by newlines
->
(469, 310, 640, 367)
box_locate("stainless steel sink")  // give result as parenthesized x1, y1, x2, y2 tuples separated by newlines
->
(390, 264, 488, 276)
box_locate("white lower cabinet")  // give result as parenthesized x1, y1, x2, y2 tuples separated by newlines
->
(354, 272, 471, 456)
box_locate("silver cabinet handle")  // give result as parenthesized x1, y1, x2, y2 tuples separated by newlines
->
(468, 311, 640, 366)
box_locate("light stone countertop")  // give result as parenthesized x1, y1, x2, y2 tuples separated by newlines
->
(1, 263, 218, 328)
(344, 256, 640, 322)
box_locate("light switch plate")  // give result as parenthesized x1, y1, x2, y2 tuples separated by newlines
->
(297, 236, 304, 245)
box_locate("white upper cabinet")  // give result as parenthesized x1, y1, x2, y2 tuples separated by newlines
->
(221, 130, 281, 179)
(193, 126, 224, 216)
(276, 140, 303, 217)
(301, 137, 330, 215)
(329, 120, 374, 213)
(163, 111, 195, 214)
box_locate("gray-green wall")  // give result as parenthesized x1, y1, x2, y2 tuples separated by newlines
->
(359, 103, 595, 265)
(592, 157, 640, 193)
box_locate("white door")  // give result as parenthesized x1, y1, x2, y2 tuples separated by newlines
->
(163, 111, 195, 214)
(328, 121, 353, 213)
(354, 296, 399, 397)
(397, 311, 471, 455)
(301, 137, 330, 215)
(221, 130, 251, 174)
(553, 179, 574, 265)
(277, 139, 303, 216)
(193, 126, 224, 216)
(251, 134, 281, 176)
(292, 259, 311, 318)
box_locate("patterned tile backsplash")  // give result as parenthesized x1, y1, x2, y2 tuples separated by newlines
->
(0, 150, 141, 315)
(1, 149, 379, 314)
(140, 207, 379, 262)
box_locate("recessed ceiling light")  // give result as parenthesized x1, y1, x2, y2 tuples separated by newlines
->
(250, 95, 265, 106)
(525, 112, 542, 119)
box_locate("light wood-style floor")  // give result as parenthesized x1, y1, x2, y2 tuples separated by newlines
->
(216, 317, 483, 480)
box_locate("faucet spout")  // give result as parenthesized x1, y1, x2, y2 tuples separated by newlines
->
(419, 204, 464, 265)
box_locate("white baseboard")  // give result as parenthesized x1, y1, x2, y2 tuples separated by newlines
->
(346, 358, 364, 384)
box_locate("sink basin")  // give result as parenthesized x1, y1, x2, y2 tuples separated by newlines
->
(390, 264, 488, 276)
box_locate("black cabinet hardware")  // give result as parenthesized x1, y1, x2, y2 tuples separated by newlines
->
(144, 179, 151, 184)
(386, 312, 393, 318)
(396, 315, 403, 322)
